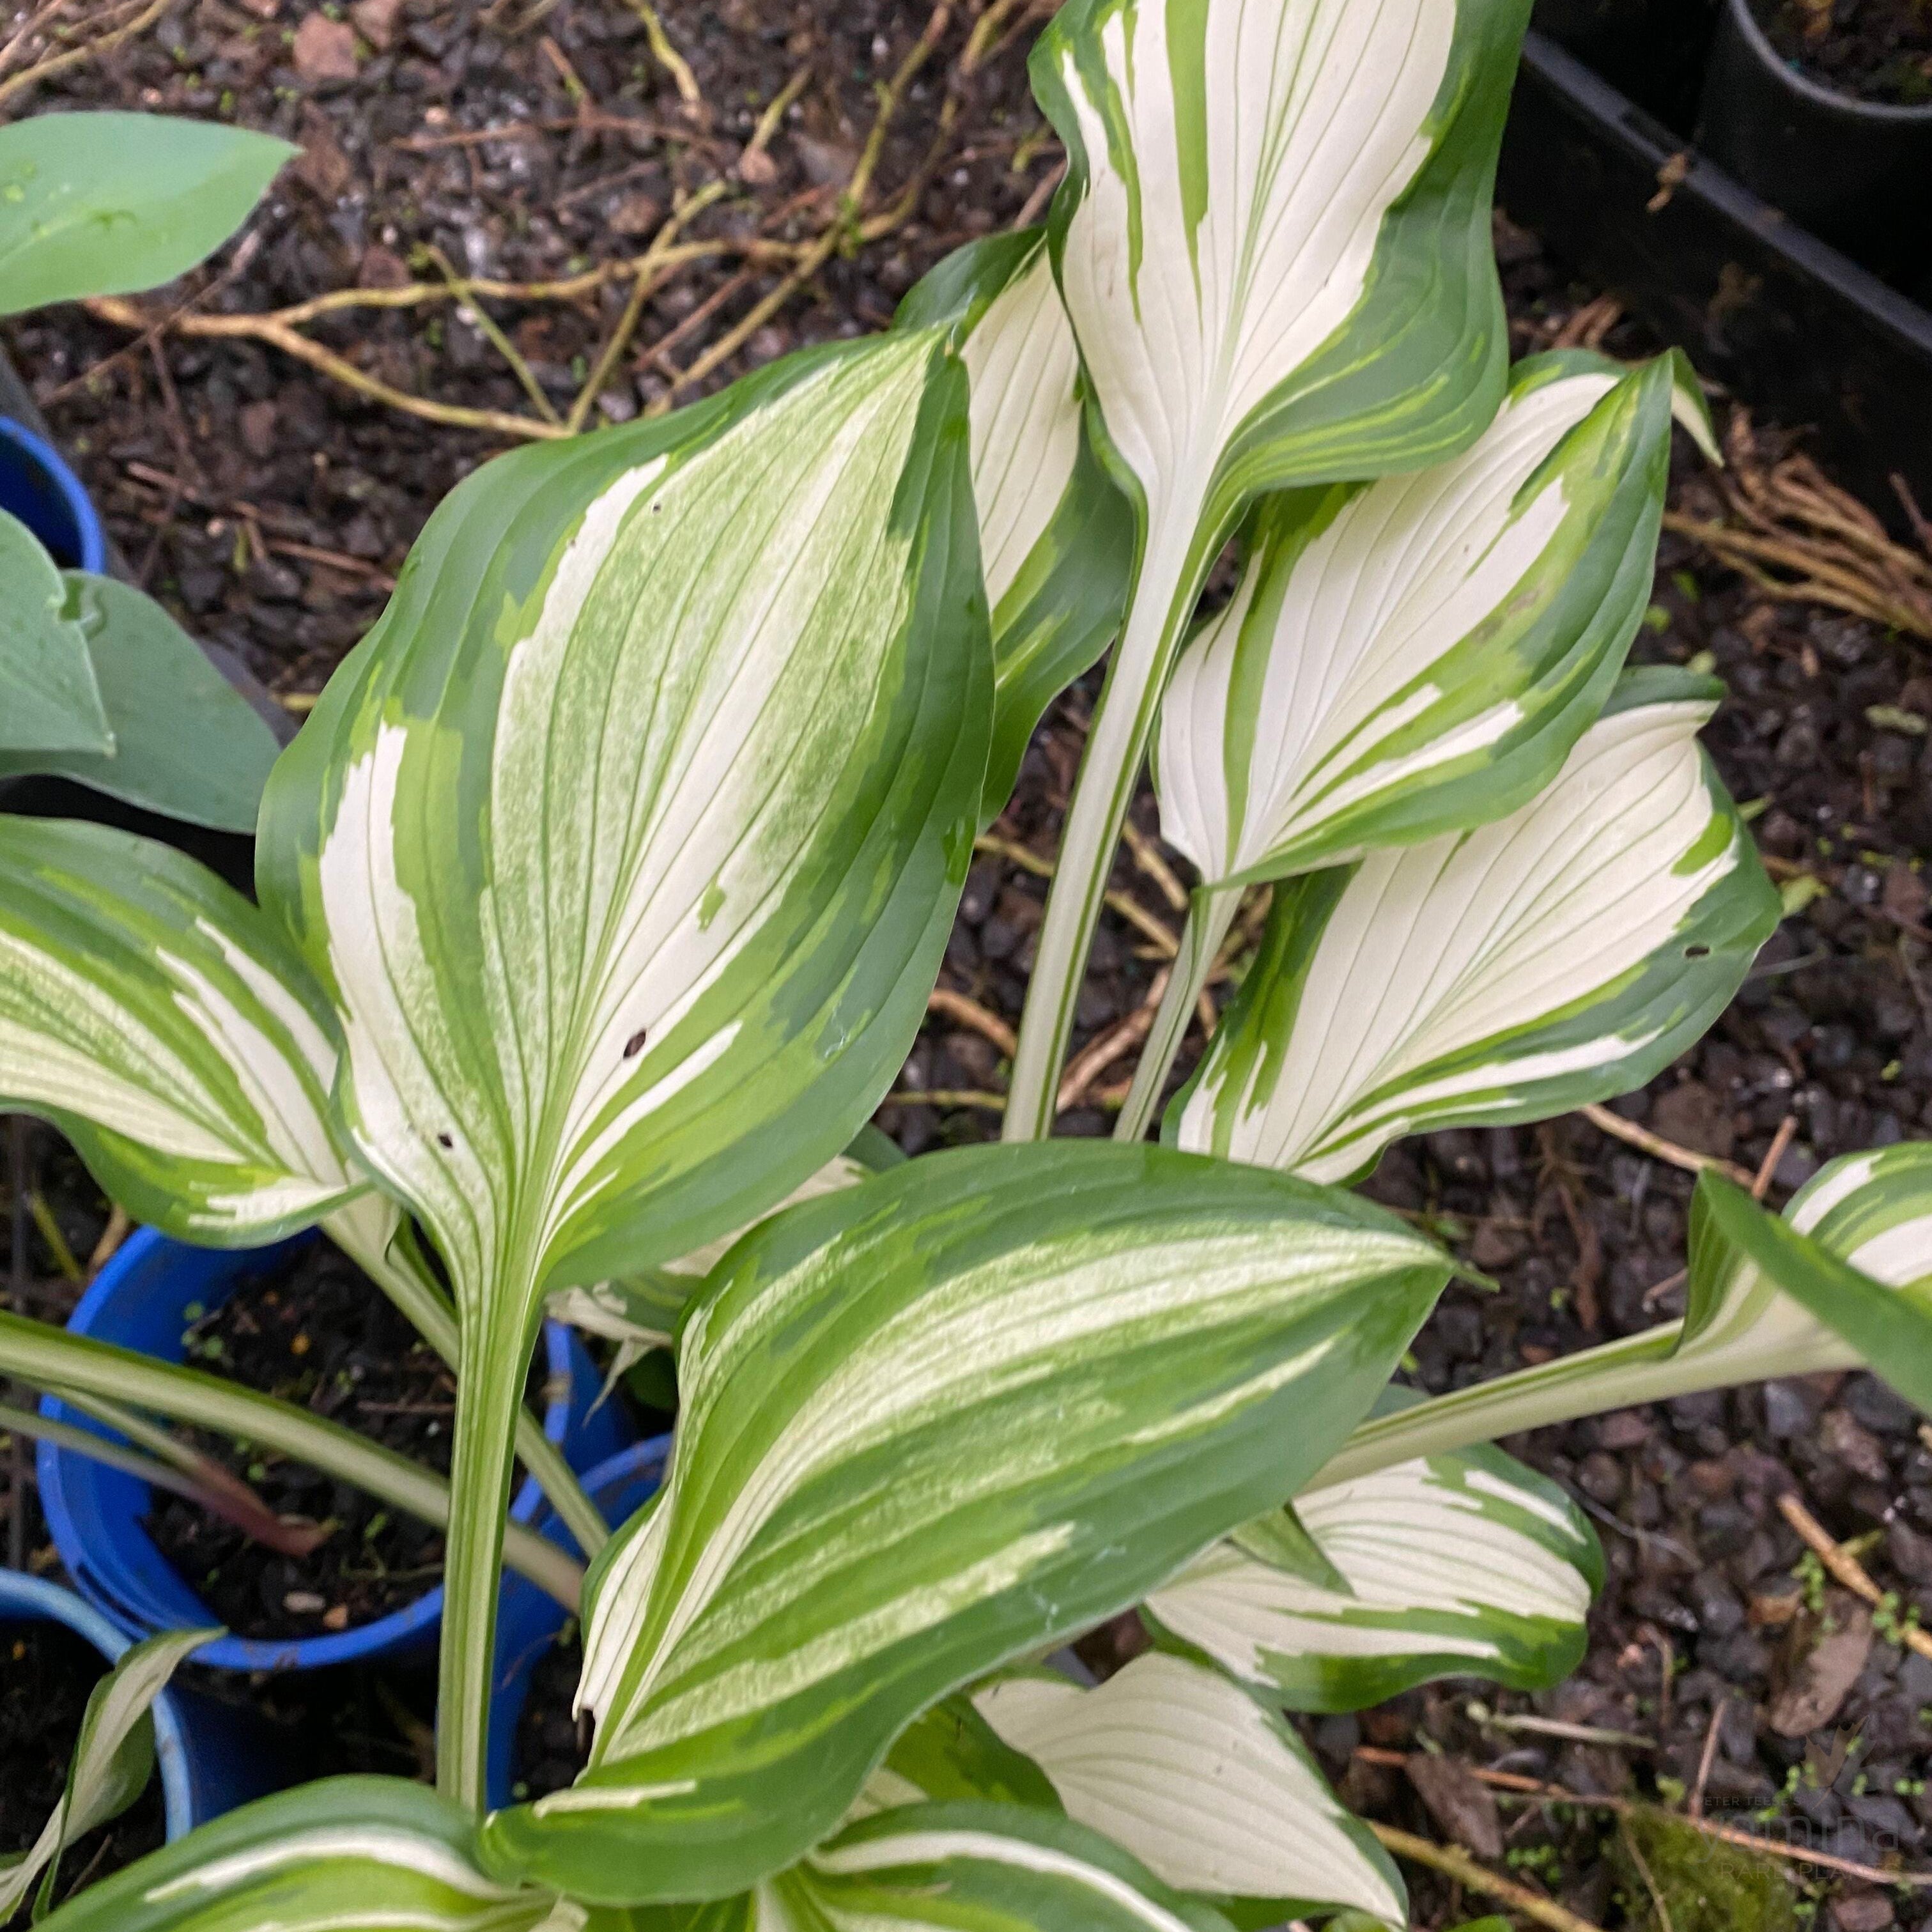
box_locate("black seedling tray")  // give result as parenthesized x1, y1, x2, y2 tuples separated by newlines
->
(1499, 29, 1932, 522)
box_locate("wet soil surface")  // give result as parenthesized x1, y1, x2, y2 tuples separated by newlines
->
(144, 1240, 545, 1643)
(1, 5, 1930, 1923)
(0, 1619, 168, 1924)
(1753, 0, 1932, 105)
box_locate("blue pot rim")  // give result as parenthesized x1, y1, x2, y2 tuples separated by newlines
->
(0, 1567, 193, 1840)
(38, 1226, 580, 1672)
(0, 415, 107, 574)
(485, 1433, 673, 1811)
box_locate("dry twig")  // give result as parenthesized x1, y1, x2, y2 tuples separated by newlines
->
(1354, 1745, 1932, 1889)
(1777, 1492, 1932, 1663)
(1664, 412, 1932, 642)
(1368, 1824, 1606, 1932)
(1577, 1102, 1755, 1187)
(927, 989, 1017, 1058)
(1058, 968, 1170, 1113)
(0, 0, 167, 109)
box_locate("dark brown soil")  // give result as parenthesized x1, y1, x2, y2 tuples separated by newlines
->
(145, 1241, 490, 1641)
(1754, 0, 1932, 105)
(508, 1625, 589, 1804)
(0, 1619, 168, 1924)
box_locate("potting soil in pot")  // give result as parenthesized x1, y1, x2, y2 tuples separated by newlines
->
(0, 1619, 166, 1920)
(509, 1625, 591, 1804)
(1754, 0, 1932, 104)
(143, 1241, 545, 1642)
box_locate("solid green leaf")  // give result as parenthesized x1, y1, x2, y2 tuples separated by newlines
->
(1147, 1443, 1600, 1713)
(0, 1627, 213, 1924)
(1172, 668, 1780, 1182)
(0, 574, 281, 831)
(1155, 352, 1678, 888)
(479, 1141, 1449, 1903)
(0, 507, 109, 754)
(33, 1778, 573, 1932)
(0, 815, 366, 1242)
(897, 229, 1134, 817)
(0, 112, 292, 314)
(974, 1653, 1406, 1928)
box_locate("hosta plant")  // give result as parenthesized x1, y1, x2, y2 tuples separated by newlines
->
(0, 3, 1926, 1929)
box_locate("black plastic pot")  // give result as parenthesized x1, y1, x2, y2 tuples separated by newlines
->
(1697, 0, 1932, 284)
(1531, 0, 1720, 131)
(1499, 29, 1932, 528)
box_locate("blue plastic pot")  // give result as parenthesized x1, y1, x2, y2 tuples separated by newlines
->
(0, 1568, 272, 1832)
(486, 1434, 672, 1809)
(0, 417, 106, 572)
(37, 1228, 633, 1672)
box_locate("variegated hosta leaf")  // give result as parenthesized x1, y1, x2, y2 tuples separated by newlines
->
(478, 1142, 1451, 1903)
(0, 573, 282, 835)
(259, 328, 989, 1326)
(0, 816, 364, 1242)
(974, 1653, 1405, 1928)
(1173, 668, 1781, 1183)
(631, 1804, 1239, 1932)
(1004, 0, 1533, 1138)
(0, 1627, 213, 1923)
(34, 1779, 578, 1932)
(1686, 1157, 1932, 1414)
(896, 229, 1134, 817)
(1147, 1442, 1600, 1713)
(546, 1129, 904, 1368)
(1033, 0, 1525, 539)
(1155, 352, 1676, 889)
(1315, 1142, 1932, 1488)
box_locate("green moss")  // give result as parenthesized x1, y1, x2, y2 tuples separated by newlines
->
(1611, 1805, 1798, 1932)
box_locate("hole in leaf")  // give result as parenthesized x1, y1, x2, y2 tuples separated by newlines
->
(623, 1029, 648, 1059)
(436, 1132, 453, 1148)
(1685, 943, 1712, 959)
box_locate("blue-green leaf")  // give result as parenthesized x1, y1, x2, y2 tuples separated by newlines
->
(0, 508, 108, 755)
(0, 574, 281, 833)
(0, 112, 292, 314)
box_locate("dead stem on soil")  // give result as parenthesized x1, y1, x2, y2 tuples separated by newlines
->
(1368, 1823, 1608, 1932)
(0, 0, 168, 111)
(927, 988, 1017, 1058)
(1665, 412, 1932, 642)
(1356, 1745, 1932, 1890)
(82, 0, 1023, 440)
(1777, 1492, 1932, 1664)
(1575, 1102, 1756, 1187)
